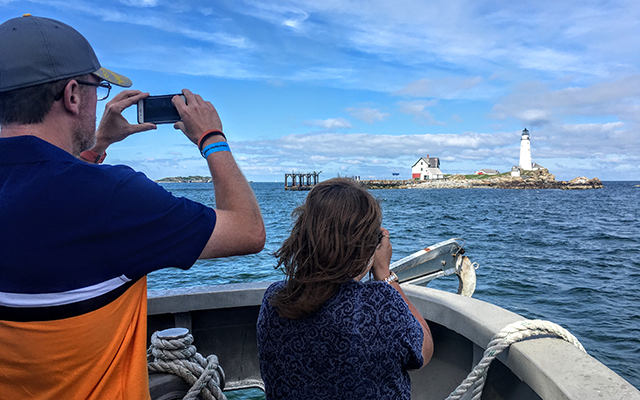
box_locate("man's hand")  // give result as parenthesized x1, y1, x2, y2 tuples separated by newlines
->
(93, 90, 157, 153)
(172, 89, 223, 144)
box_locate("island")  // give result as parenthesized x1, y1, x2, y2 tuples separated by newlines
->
(156, 175, 212, 183)
(362, 169, 603, 190)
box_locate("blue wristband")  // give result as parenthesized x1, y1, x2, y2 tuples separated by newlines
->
(201, 141, 231, 158)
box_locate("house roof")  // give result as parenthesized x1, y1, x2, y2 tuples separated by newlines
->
(475, 168, 500, 174)
(424, 168, 443, 175)
(412, 157, 428, 168)
(411, 157, 440, 168)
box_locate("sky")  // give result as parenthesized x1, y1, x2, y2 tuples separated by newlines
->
(2, 0, 640, 181)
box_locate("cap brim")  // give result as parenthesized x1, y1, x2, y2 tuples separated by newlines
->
(93, 67, 132, 88)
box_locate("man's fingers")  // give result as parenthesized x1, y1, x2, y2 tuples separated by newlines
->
(173, 121, 185, 132)
(180, 88, 196, 105)
(107, 90, 148, 111)
(133, 123, 157, 133)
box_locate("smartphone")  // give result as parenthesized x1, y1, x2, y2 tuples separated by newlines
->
(137, 94, 185, 124)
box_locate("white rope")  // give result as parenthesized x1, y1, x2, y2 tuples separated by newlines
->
(445, 319, 586, 400)
(147, 330, 227, 400)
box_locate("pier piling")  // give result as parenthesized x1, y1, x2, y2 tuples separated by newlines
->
(284, 171, 322, 190)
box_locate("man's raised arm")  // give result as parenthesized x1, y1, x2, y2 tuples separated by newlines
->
(173, 89, 265, 259)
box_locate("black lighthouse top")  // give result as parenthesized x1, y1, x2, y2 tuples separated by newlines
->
(522, 128, 530, 136)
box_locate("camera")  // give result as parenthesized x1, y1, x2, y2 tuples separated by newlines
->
(137, 94, 185, 124)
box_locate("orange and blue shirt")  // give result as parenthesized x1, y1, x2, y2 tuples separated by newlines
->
(0, 136, 216, 399)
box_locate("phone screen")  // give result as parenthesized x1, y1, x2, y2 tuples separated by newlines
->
(138, 94, 183, 124)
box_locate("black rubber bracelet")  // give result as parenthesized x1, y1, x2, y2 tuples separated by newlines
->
(198, 130, 227, 152)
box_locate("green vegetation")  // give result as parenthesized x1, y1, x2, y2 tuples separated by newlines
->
(463, 172, 511, 180)
(442, 172, 510, 180)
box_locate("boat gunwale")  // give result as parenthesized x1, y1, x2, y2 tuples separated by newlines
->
(402, 284, 640, 400)
(147, 282, 640, 400)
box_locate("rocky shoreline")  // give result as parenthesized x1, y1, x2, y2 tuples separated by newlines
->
(156, 176, 212, 183)
(362, 169, 603, 190)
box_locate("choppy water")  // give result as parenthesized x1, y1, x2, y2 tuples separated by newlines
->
(149, 181, 640, 391)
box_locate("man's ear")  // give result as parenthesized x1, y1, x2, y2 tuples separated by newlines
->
(61, 80, 82, 116)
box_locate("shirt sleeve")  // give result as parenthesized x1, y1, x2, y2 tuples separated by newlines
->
(380, 283, 424, 370)
(102, 169, 216, 280)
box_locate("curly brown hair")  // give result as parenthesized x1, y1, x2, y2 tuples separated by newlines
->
(270, 178, 382, 319)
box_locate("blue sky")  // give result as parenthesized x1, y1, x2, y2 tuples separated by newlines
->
(2, 0, 640, 181)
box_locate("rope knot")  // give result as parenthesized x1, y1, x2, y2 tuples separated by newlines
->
(148, 327, 227, 400)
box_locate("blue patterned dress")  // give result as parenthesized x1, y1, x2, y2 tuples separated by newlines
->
(257, 280, 424, 399)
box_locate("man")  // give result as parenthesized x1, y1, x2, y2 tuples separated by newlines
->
(0, 15, 265, 399)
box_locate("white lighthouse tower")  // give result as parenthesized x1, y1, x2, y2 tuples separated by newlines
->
(519, 128, 532, 171)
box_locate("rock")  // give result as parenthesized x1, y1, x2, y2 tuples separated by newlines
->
(569, 176, 590, 184)
(526, 168, 556, 181)
(589, 177, 602, 185)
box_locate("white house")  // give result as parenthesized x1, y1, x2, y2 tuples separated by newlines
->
(532, 162, 545, 171)
(412, 156, 444, 180)
(474, 169, 500, 175)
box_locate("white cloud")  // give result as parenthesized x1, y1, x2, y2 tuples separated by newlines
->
(222, 124, 640, 180)
(238, 131, 512, 159)
(23, 0, 250, 49)
(517, 109, 553, 127)
(492, 75, 640, 127)
(346, 107, 389, 124)
(303, 118, 353, 130)
(394, 76, 483, 98)
(108, 44, 257, 79)
(398, 100, 445, 126)
(267, 80, 286, 87)
(118, 0, 158, 7)
(282, 10, 308, 29)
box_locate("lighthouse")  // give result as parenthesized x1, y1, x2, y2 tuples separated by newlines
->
(519, 128, 532, 171)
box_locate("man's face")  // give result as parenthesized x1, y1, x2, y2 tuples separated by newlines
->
(71, 76, 98, 155)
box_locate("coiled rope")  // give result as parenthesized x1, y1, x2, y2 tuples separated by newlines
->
(445, 319, 586, 400)
(147, 328, 227, 400)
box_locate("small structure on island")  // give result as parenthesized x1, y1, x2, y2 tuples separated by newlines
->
(475, 169, 500, 175)
(531, 162, 545, 170)
(511, 166, 521, 177)
(412, 156, 444, 180)
(284, 171, 321, 190)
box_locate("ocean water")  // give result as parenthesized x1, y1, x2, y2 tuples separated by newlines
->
(149, 181, 640, 392)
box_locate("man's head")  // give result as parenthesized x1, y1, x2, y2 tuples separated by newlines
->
(0, 14, 131, 126)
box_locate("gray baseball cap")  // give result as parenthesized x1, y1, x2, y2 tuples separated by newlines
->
(0, 14, 132, 92)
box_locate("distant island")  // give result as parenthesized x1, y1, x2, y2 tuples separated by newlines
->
(156, 169, 604, 190)
(156, 175, 212, 183)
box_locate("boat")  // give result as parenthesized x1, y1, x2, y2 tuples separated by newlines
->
(146, 239, 640, 400)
